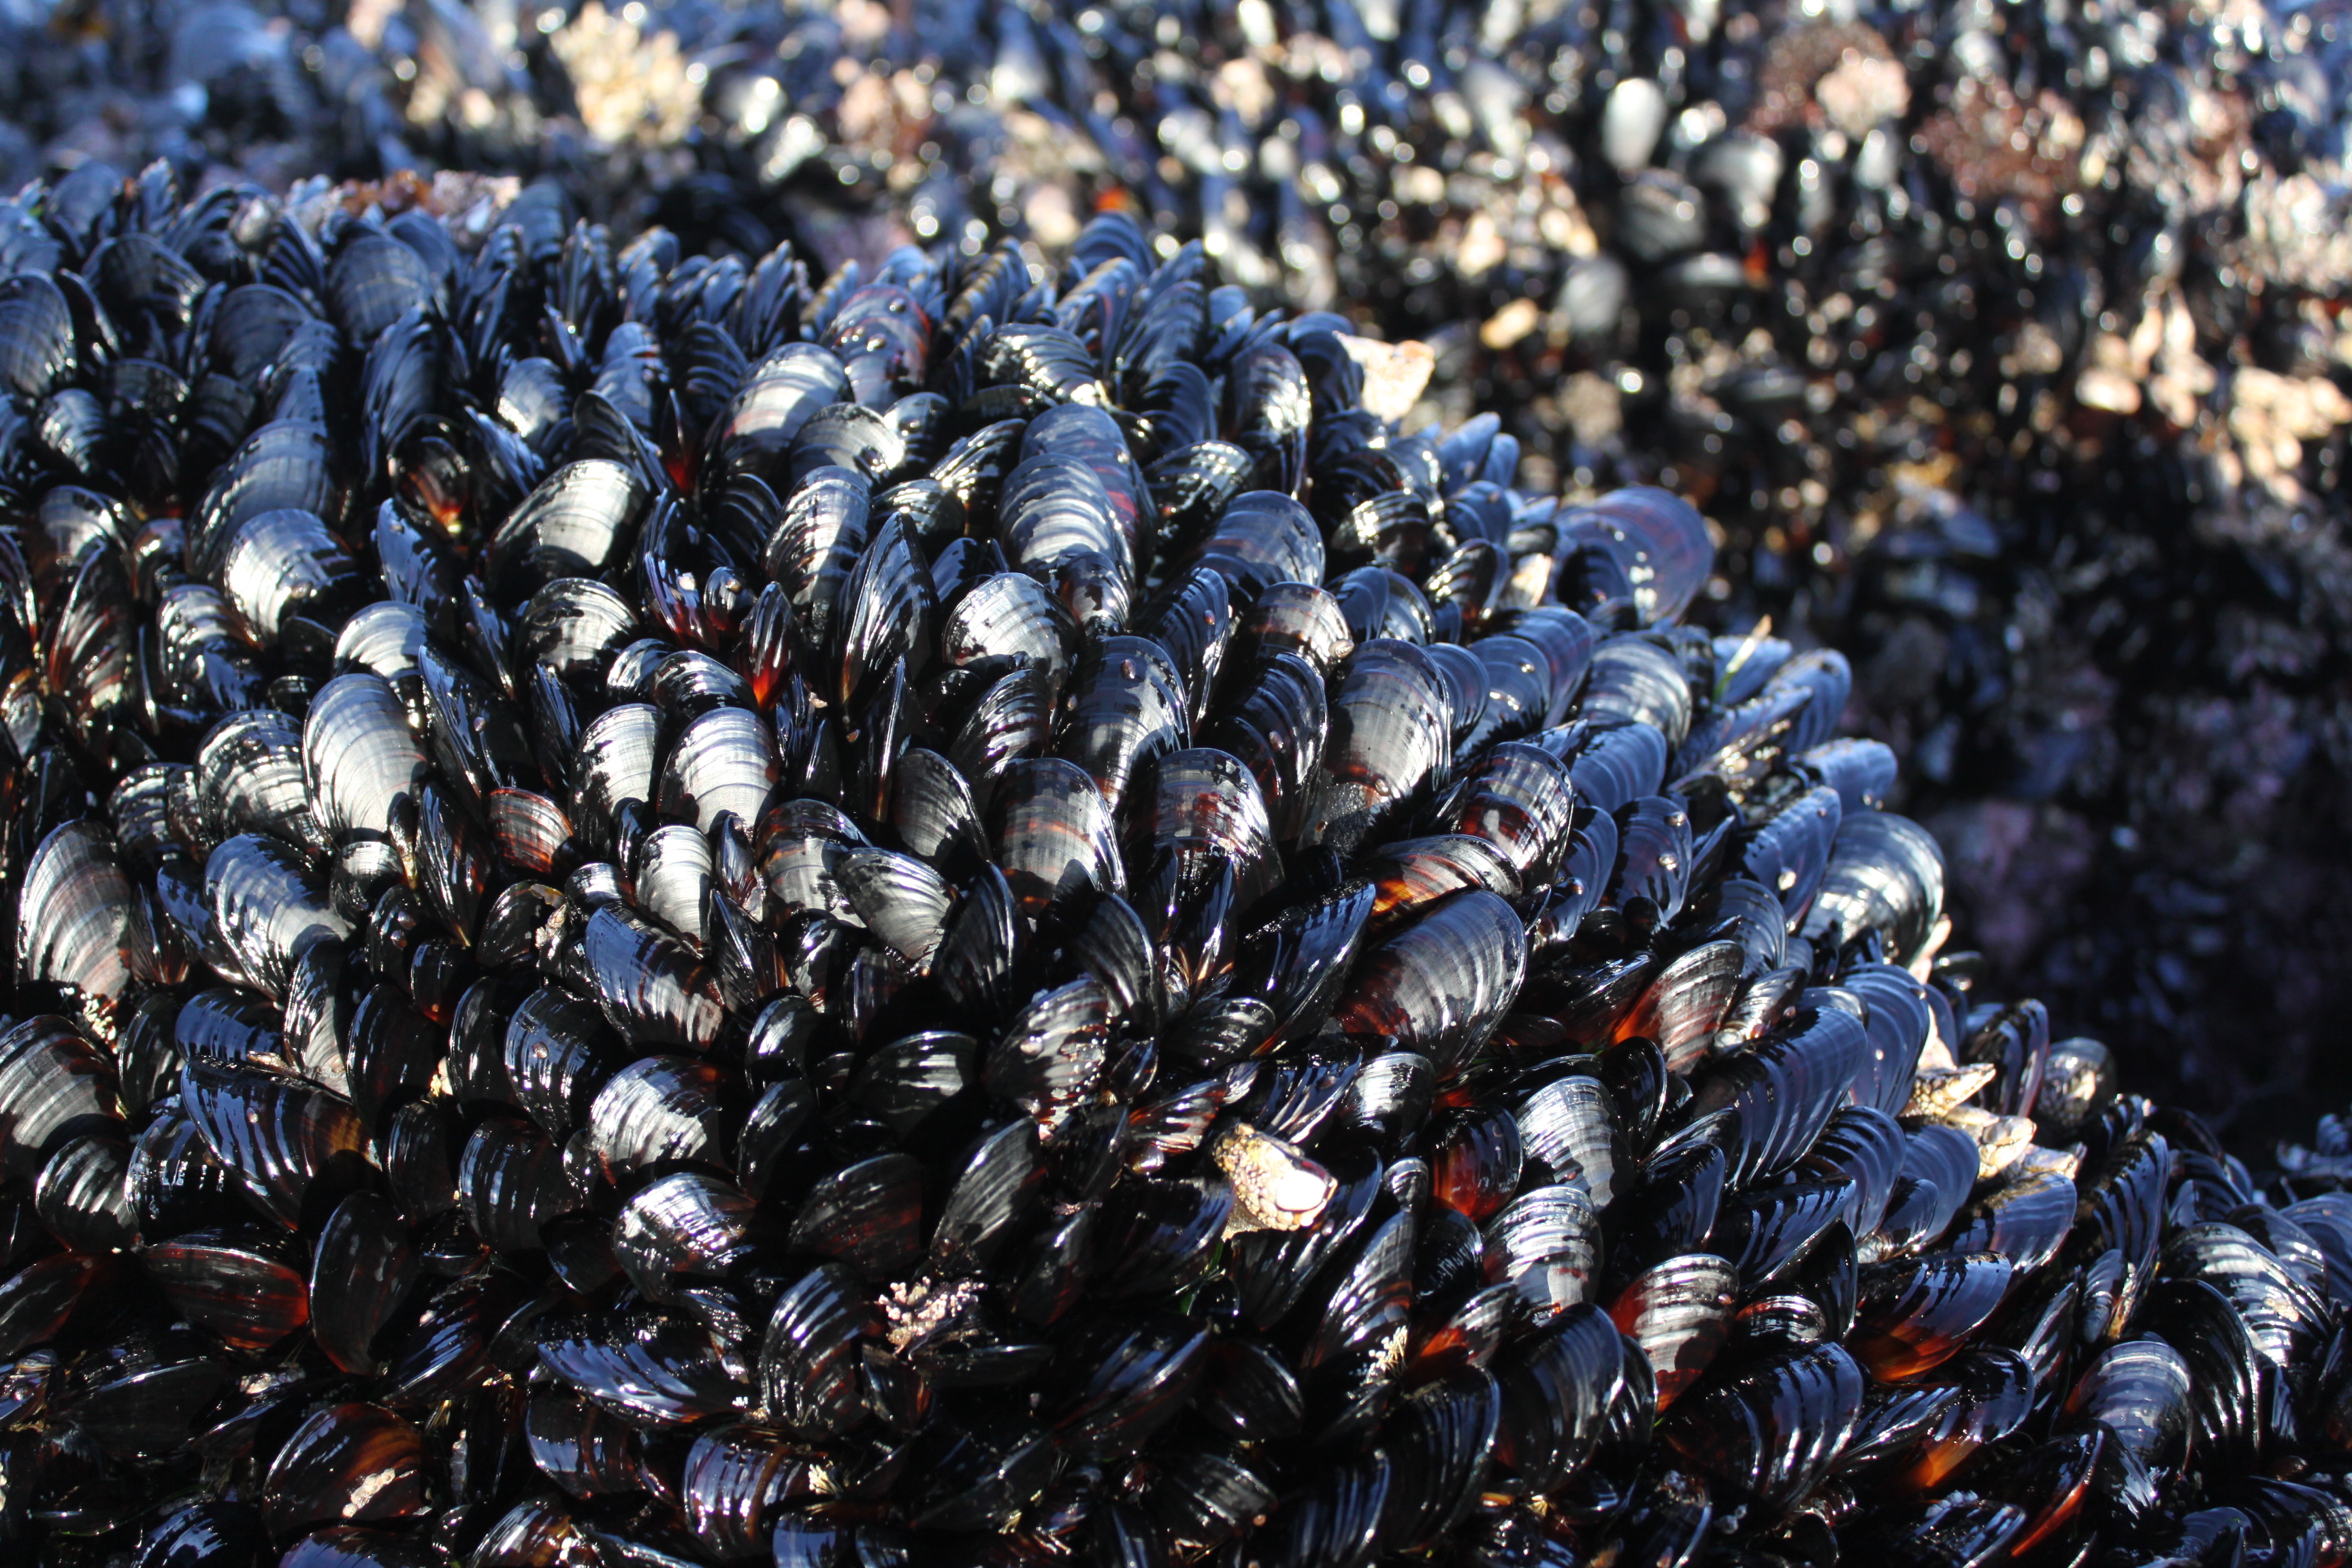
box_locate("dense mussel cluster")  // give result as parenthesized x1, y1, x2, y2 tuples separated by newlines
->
(3, 174, 2352, 1568)
(21, 0, 2345, 1143)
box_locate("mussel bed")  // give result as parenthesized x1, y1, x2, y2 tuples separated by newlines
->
(7, 0, 2350, 1144)
(0, 177, 2347, 1568)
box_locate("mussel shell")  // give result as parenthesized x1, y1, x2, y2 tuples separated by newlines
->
(1801, 812, 1946, 966)
(459, 1115, 574, 1254)
(216, 508, 363, 647)
(488, 458, 650, 595)
(1610, 1254, 1737, 1406)
(536, 1306, 740, 1425)
(902, 1405, 1060, 1531)
(197, 709, 327, 854)
(677, 1423, 827, 1558)
(1621, 941, 1744, 1073)
(1360, 836, 1519, 933)
(1563, 489, 1714, 625)
(189, 419, 338, 579)
(2034, 1038, 2119, 1143)
(1515, 1075, 1625, 1205)
(787, 1153, 924, 1277)
(304, 674, 431, 843)
(0, 273, 76, 401)
(612, 1171, 757, 1304)
(33, 1132, 135, 1254)
(1331, 891, 1526, 1071)
(525, 1386, 644, 1500)
(1132, 747, 1281, 913)
(659, 706, 781, 834)
(2063, 1337, 2194, 1473)
(1484, 1183, 1601, 1321)
(1659, 1342, 1865, 1512)
(180, 1056, 367, 1227)
(941, 571, 1079, 687)
(1494, 1303, 1624, 1489)
(1045, 1313, 1209, 1460)
(1852, 1252, 2016, 1381)
(1228, 581, 1354, 675)
(0, 1016, 121, 1179)
(992, 757, 1125, 915)
(310, 1192, 422, 1375)
(144, 1226, 310, 1350)
(1297, 639, 1452, 853)
(15, 823, 137, 1019)
(261, 1403, 429, 1537)
(1688, 1007, 1870, 1185)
